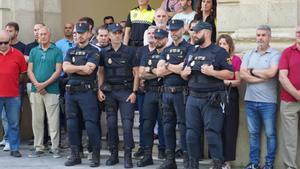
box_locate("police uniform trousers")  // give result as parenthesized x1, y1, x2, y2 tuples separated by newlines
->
(65, 90, 101, 149)
(142, 89, 165, 150)
(104, 90, 135, 149)
(222, 87, 239, 161)
(162, 91, 187, 152)
(185, 94, 224, 162)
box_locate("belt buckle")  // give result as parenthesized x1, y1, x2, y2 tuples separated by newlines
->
(65, 84, 71, 91)
(170, 87, 176, 93)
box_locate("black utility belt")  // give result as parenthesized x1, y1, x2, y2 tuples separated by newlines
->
(189, 91, 214, 98)
(163, 86, 186, 93)
(65, 84, 96, 92)
(145, 86, 162, 92)
(101, 84, 133, 92)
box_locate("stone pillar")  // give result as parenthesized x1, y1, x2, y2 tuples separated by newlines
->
(0, 0, 62, 43)
(218, 0, 300, 168)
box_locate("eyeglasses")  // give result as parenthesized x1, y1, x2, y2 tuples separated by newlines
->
(0, 41, 9, 45)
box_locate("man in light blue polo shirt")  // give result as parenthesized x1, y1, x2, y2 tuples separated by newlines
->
(55, 22, 75, 58)
(240, 25, 280, 169)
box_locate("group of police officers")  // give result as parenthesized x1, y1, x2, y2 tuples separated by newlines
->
(62, 19, 233, 169)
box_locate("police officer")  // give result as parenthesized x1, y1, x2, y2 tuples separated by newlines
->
(136, 28, 168, 167)
(156, 20, 191, 169)
(181, 22, 233, 169)
(97, 23, 139, 168)
(63, 22, 101, 167)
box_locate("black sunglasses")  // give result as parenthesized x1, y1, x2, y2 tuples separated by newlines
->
(0, 41, 9, 45)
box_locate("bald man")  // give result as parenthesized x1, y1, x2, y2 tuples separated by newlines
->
(0, 30, 27, 157)
(27, 27, 63, 158)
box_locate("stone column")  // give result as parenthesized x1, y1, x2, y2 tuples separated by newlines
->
(218, 0, 300, 168)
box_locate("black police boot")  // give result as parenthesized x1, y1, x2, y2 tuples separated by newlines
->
(105, 147, 119, 166)
(157, 150, 177, 169)
(158, 149, 166, 159)
(137, 147, 153, 167)
(64, 146, 82, 166)
(124, 148, 133, 168)
(211, 159, 222, 169)
(188, 159, 199, 169)
(134, 147, 144, 158)
(89, 147, 100, 167)
(183, 151, 189, 169)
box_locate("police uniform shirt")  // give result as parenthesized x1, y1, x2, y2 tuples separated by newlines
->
(160, 40, 191, 87)
(184, 43, 233, 92)
(140, 48, 162, 87)
(99, 44, 139, 85)
(137, 45, 151, 67)
(126, 5, 155, 42)
(64, 43, 100, 83)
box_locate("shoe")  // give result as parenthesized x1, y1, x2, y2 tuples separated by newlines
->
(244, 163, 260, 169)
(124, 149, 133, 168)
(137, 147, 153, 167)
(88, 151, 93, 161)
(222, 162, 231, 169)
(90, 147, 100, 167)
(211, 159, 223, 169)
(134, 147, 144, 158)
(3, 142, 10, 151)
(175, 149, 183, 158)
(64, 146, 81, 166)
(158, 149, 166, 159)
(28, 150, 44, 158)
(105, 148, 119, 166)
(157, 150, 177, 169)
(0, 140, 5, 146)
(261, 164, 273, 169)
(10, 151, 22, 157)
(52, 149, 62, 158)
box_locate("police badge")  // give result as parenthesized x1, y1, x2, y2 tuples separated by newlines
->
(166, 54, 170, 61)
(108, 58, 112, 64)
(190, 61, 195, 67)
(148, 59, 152, 66)
(72, 57, 75, 63)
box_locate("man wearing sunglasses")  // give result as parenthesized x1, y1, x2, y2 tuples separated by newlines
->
(0, 30, 27, 158)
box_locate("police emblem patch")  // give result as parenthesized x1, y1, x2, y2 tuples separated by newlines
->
(148, 60, 152, 66)
(108, 58, 112, 64)
(166, 54, 170, 61)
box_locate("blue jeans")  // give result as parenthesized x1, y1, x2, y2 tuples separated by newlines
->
(245, 101, 277, 166)
(0, 97, 21, 151)
(1, 109, 8, 141)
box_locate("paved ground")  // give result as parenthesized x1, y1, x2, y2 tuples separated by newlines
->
(0, 143, 221, 169)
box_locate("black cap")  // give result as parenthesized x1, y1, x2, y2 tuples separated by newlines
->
(168, 19, 184, 31)
(76, 22, 89, 33)
(107, 23, 123, 32)
(154, 29, 168, 39)
(192, 22, 212, 32)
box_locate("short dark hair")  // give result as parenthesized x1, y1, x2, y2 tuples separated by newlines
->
(103, 16, 114, 23)
(96, 25, 109, 35)
(5, 22, 19, 32)
(78, 16, 94, 30)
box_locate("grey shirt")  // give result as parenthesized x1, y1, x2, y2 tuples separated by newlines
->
(241, 47, 280, 103)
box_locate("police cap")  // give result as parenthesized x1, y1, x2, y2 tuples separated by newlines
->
(191, 22, 212, 32)
(107, 23, 123, 33)
(76, 22, 89, 33)
(168, 19, 184, 31)
(154, 29, 168, 39)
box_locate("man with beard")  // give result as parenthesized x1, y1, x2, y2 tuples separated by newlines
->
(134, 26, 166, 160)
(136, 27, 168, 167)
(181, 22, 233, 169)
(240, 25, 280, 169)
(156, 19, 191, 169)
(63, 23, 101, 167)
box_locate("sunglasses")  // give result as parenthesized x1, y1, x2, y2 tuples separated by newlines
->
(0, 41, 9, 45)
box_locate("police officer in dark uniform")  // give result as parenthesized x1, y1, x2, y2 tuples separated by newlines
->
(156, 20, 191, 169)
(136, 28, 168, 167)
(63, 22, 101, 167)
(181, 22, 233, 169)
(97, 23, 139, 168)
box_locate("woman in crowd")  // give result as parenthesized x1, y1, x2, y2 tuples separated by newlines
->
(217, 34, 241, 169)
(194, 0, 217, 42)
